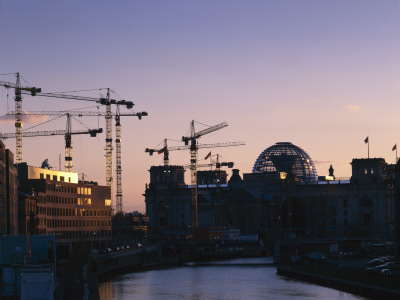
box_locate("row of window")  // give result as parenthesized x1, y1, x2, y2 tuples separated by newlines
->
(48, 230, 112, 239)
(41, 207, 111, 217)
(46, 218, 111, 228)
(46, 182, 92, 195)
(41, 174, 72, 183)
(332, 214, 371, 226)
(44, 195, 92, 206)
(359, 168, 375, 175)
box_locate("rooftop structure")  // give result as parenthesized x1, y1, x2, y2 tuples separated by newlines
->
(252, 142, 318, 183)
(17, 162, 79, 183)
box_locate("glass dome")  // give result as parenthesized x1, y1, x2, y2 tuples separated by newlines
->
(252, 142, 318, 183)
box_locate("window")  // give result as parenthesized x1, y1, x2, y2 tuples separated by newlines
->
(60, 176, 64, 182)
(363, 213, 371, 226)
(53, 175, 58, 181)
(177, 173, 183, 181)
(159, 217, 166, 226)
(361, 197, 372, 207)
(46, 174, 51, 180)
(40, 173, 44, 179)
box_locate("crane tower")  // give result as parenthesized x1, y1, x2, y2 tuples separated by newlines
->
(16, 88, 136, 210)
(13, 109, 147, 212)
(115, 105, 122, 213)
(0, 73, 41, 163)
(146, 121, 245, 229)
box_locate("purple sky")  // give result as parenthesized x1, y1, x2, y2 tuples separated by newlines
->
(1, 1, 399, 212)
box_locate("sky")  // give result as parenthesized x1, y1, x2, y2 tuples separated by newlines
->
(0, 1, 399, 213)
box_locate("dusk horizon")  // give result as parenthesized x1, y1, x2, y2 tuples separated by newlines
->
(1, 0, 399, 213)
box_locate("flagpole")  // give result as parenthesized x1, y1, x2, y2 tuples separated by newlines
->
(391, 144, 397, 163)
(368, 137, 369, 159)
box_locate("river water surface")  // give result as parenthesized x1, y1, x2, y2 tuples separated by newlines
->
(98, 257, 367, 300)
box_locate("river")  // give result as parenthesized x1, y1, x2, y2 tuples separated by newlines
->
(98, 257, 367, 300)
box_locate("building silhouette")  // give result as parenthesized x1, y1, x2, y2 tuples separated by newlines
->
(145, 142, 399, 248)
(0, 140, 18, 235)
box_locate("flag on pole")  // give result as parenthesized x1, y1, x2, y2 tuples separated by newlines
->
(364, 136, 369, 144)
(204, 151, 211, 160)
(393, 144, 397, 151)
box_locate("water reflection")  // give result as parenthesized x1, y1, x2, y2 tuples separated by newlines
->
(98, 280, 113, 300)
(99, 257, 367, 300)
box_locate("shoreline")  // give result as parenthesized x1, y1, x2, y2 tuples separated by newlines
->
(277, 263, 400, 300)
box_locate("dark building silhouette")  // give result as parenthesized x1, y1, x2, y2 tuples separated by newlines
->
(145, 142, 399, 249)
(0, 140, 18, 235)
(112, 211, 149, 246)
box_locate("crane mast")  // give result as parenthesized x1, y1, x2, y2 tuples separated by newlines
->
(147, 122, 244, 230)
(115, 105, 123, 213)
(0, 73, 41, 164)
(105, 90, 113, 202)
(145, 139, 170, 167)
(2, 76, 146, 213)
(14, 109, 147, 210)
(65, 114, 73, 172)
(18, 87, 136, 211)
(15, 73, 22, 164)
(182, 120, 229, 228)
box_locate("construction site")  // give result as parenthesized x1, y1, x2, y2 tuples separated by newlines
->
(0, 72, 251, 299)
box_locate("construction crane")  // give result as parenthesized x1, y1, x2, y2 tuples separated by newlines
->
(115, 105, 123, 214)
(146, 120, 244, 229)
(63, 113, 104, 172)
(202, 153, 234, 171)
(181, 120, 230, 229)
(145, 139, 244, 168)
(11, 110, 147, 119)
(0, 128, 101, 140)
(0, 125, 102, 168)
(182, 121, 228, 187)
(0, 73, 42, 164)
(113, 105, 148, 213)
(10, 109, 147, 213)
(15, 88, 139, 209)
